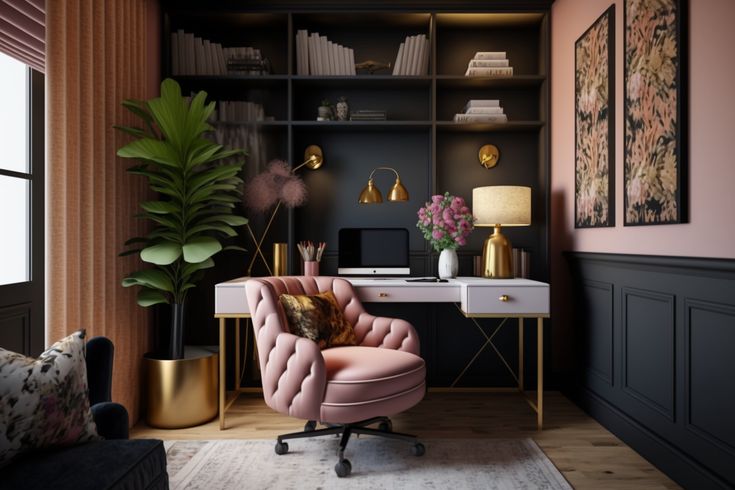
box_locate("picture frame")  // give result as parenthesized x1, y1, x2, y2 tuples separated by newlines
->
(575, 6, 615, 229)
(624, 0, 688, 225)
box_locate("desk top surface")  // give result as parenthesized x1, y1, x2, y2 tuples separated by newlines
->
(215, 276, 548, 288)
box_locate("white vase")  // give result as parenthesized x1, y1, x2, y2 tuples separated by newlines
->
(438, 249, 459, 279)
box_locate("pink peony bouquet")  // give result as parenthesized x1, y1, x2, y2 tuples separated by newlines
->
(416, 192, 475, 252)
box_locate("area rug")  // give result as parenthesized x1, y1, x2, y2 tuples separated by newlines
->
(164, 438, 572, 489)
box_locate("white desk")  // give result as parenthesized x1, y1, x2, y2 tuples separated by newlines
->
(214, 277, 550, 429)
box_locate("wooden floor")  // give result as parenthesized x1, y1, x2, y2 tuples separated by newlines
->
(132, 391, 679, 489)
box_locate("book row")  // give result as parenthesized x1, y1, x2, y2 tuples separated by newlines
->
(453, 99, 508, 123)
(295, 30, 356, 76)
(392, 34, 430, 76)
(170, 30, 269, 76)
(464, 52, 514, 77)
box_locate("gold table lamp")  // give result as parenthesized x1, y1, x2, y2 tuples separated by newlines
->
(472, 186, 531, 279)
(358, 167, 409, 204)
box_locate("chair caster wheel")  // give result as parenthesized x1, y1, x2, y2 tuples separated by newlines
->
(304, 420, 317, 432)
(411, 442, 426, 457)
(275, 441, 289, 455)
(335, 459, 352, 477)
(378, 420, 393, 432)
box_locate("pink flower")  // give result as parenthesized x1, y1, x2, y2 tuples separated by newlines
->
(460, 206, 469, 214)
(431, 195, 443, 204)
(432, 229, 444, 240)
(442, 208, 453, 222)
(432, 214, 442, 225)
(456, 236, 467, 246)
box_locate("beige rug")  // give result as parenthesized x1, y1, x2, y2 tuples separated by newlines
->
(165, 438, 571, 489)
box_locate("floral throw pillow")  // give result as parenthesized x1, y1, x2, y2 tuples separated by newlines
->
(0, 330, 101, 467)
(279, 291, 357, 350)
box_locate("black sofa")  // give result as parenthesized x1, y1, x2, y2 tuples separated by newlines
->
(0, 337, 169, 489)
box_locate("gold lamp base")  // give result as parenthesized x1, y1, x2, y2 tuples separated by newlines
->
(481, 225, 514, 279)
(144, 347, 218, 429)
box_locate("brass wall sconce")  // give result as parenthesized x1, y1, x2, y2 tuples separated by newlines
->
(478, 144, 500, 169)
(294, 144, 324, 171)
(358, 167, 409, 204)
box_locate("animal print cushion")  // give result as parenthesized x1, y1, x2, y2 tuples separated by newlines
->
(0, 330, 101, 467)
(279, 291, 357, 350)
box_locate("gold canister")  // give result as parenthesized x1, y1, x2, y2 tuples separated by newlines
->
(144, 348, 218, 429)
(273, 242, 288, 276)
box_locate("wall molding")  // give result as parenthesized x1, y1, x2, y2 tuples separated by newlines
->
(566, 251, 735, 489)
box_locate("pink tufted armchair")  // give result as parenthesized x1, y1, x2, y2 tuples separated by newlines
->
(246, 276, 426, 477)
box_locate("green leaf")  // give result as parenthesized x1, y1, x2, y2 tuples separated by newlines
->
(187, 164, 242, 195)
(114, 125, 148, 138)
(141, 201, 179, 215)
(222, 245, 247, 253)
(182, 257, 215, 277)
(122, 269, 174, 292)
(117, 138, 180, 169)
(200, 214, 248, 226)
(124, 236, 149, 246)
(182, 236, 222, 263)
(137, 287, 169, 307)
(140, 241, 182, 265)
(186, 223, 237, 238)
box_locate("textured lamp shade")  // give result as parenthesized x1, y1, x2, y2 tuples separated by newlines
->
(472, 186, 532, 227)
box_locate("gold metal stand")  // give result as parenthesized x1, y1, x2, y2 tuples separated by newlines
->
(217, 314, 253, 430)
(450, 304, 547, 429)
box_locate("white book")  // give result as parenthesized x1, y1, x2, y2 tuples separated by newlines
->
(328, 41, 336, 75)
(465, 106, 504, 114)
(335, 44, 344, 75)
(184, 33, 195, 74)
(176, 30, 186, 75)
(171, 32, 179, 75)
(473, 51, 507, 60)
(453, 113, 508, 123)
(348, 47, 356, 75)
(464, 99, 501, 110)
(420, 37, 430, 75)
(402, 36, 415, 75)
(414, 35, 426, 75)
(341, 46, 349, 75)
(469, 59, 510, 68)
(320, 36, 329, 75)
(308, 33, 318, 75)
(295, 30, 304, 75)
(465, 66, 514, 77)
(215, 43, 226, 75)
(202, 39, 213, 75)
(392, 42, 405, 76)
(194, 38, 206, 75)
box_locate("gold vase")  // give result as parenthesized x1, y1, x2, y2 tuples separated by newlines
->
(144, 347, 218, 429)
(273, 242, 288, 276)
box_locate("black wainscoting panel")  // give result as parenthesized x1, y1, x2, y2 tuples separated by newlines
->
(685, 299, 735, 455)
(581, 280, 613, 391)
(567, 252, 735, 489)
(0, 304, 31, 354)
(621, 287, 676, 421)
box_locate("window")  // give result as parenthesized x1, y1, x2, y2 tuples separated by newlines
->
(0, 52, 31, 286)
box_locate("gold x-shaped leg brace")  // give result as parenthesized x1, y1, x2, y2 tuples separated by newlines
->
(450, 304, 517, 387)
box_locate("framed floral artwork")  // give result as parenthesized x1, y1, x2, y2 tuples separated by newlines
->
(575, 6, 615, 228)
(624, 0, 687, 225)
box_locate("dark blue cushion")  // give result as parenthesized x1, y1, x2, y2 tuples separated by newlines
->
(0, 439, 168, 490)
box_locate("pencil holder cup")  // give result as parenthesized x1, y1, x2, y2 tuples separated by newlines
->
(304, 261, 319, 277)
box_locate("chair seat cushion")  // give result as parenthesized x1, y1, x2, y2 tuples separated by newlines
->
(320, 346, 425, 423)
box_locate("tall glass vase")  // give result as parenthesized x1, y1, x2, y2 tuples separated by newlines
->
(438, 248, 458, 279)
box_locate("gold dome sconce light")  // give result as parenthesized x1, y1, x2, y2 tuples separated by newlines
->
(478, 144, 500, 169)
(358, 167, 409, 204)
(294, 144, 324, 171)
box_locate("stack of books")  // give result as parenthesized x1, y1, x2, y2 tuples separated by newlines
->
(464, 51, 513, 77)
(392, 34, 429, 75)
(453, 100, 508, 123)
(350, 110, 388, 121)
(211, 101, 266, 123)
(296, 29, 356, 75)
(170, 30, 269, 76)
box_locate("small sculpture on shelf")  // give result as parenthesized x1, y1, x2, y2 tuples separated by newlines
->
(355, 60, 392, 74)
(317, 99, 334, 121)
(335, 97, 349, 121)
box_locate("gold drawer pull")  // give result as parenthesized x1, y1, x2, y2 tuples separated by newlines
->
(499, 294, 509, 302)
(378, 292, 389, 297)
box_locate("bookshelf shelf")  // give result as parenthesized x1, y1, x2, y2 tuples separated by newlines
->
(435, 121, 544, 132)
(292, 120, 431, 131)
(435, 75, 545, 89)
(291, 75, 432, 89)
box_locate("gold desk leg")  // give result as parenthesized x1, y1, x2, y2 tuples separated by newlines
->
(219, 317, 226, 430)
(235, 318, 241, 389)
(518, 318, 524, 392)
(537, 317, 544, 430)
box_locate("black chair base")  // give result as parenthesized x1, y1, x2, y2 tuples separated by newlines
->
(274, 416, 425, 477)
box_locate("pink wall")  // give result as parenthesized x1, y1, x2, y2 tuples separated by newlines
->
(550, 0, 735, 372)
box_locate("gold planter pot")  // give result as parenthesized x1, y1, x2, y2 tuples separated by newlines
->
(144, 347, 218, 429)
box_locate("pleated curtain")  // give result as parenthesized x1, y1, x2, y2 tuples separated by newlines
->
(46, 0, 158, 424)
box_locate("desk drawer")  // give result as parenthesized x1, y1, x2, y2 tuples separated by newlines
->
(463, 286, 549, 315)
(357, 285, 460, 303)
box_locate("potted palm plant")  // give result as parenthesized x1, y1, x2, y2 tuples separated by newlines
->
(116, 79, 247, 428)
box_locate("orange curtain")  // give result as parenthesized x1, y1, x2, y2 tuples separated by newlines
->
(46, 0, 159, 425)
